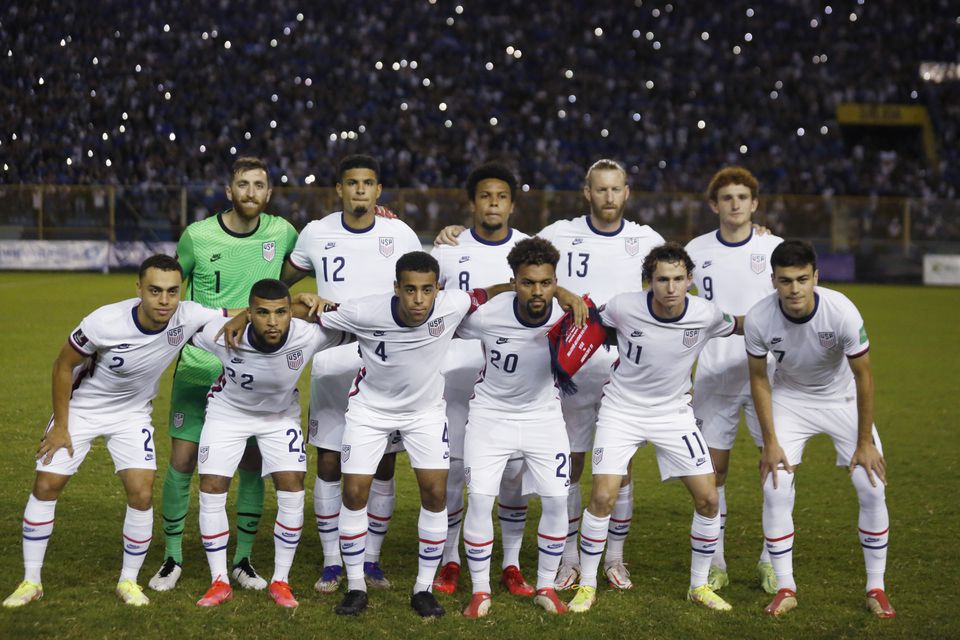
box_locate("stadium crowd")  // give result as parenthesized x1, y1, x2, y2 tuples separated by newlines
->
(1, 0, 957, 198)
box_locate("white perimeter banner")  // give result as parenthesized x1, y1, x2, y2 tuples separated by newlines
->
(923, 254, 960, 286)
(0, 241, 177, 271)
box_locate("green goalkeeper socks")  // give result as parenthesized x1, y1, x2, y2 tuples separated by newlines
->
(161, 467, 192, 564)
(233, 468, 264, 565)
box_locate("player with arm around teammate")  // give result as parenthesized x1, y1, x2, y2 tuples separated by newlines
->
(745, 240, 895, 619)
(3, 255, 228, 608)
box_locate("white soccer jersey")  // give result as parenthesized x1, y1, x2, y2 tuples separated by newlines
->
(685, 229, 783, 395)
(599, 292, 737, 411)
(538, 215, 664, 305)
(744, 287, 870, 407)
(319, 289, 482, 415)
(67, 299, 225, 417)
(288, 212, 422, 300)
(456, 294, 565, 421)
(433, 227, 529, 291)
(192, 318, 350, 415)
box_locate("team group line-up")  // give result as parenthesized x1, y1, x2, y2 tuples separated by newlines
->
(4, 155, 895, 620)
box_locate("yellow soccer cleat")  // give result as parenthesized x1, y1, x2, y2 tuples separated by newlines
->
(707, 566, 730, 592)
(3, 580, 43, 608)
(756, 561, 778, 595)
(567, 584, 597, 613)
(687, 584, 732, 611)
(116, 578, 150, 606)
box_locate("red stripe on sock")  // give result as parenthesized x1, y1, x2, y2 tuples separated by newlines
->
(498, 504, 528, 511)
(537, 532, 567, 541)
(765, 532, 795, 543)
(368, 512, 391, 522)
(581, 534, 606, 544)
(690, 535, 719, 542)
(609, 517, 631, 523)
(23, 518, 55, 526)
(340, 531, 367, 541)
(123, 533, 152, 544)
(275, 521, 303, 532)
(464, 538, 494, 547)
(201, 530, 229, 540)
(858, 526, 890, 536)
(315, 512, 338, 520)
(419, 537, 446, 545)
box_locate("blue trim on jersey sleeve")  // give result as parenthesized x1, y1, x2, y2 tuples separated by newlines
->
(646, 291, 689, 323)
(585, 215, 625, 237)
(714, 228, 753, 247)
(470, 227, 514, 246)
(778, 292, 820, 324)
(340, 213, 376, 234)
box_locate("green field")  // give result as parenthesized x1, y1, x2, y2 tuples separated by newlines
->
(0, 272, 958, 640)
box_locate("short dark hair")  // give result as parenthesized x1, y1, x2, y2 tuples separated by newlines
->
(338, 154, 380, 181)
(139, 254, 183, 280)
(395, 251, 439, 283)
(706, 165, 759, 202)
(507, 237, 560, 274)
(249, 278, 291, 306)
(771, 239, 818, 272)
(231, 156, 270, 185)
(466, 162, 518, 200)
(642, 242, 695, 283)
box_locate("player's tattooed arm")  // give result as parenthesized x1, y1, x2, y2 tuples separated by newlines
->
(433, 224, 466, 246)
(39, 342, 86, 463)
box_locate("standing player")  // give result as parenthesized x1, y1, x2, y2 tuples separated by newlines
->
(280, 154, 422, 593)
(685, 167, 782, 594)
(431, 162, 535, 596)
(3, 256, 227, 608)
(150, 157, 298, 592)
(567, 243, 740, 614)
(189, 280, 350, 609)
(435, 159, 665, 590)
(457, 238, 574, 618)
(745, 240, 895, 618)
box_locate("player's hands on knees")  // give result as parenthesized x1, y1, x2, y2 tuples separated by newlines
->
(849, 443, 887, 487)
(434, 225, 465, 246)
(374, 205, 398, 219)
(37, 427, 73, 464)
(216, 312, 249, 349)
(760, 443, 793, 489)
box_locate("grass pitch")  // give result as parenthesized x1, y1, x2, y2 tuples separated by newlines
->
(0, 272, 958, 640)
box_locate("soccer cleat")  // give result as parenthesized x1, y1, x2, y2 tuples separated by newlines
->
(604, 561, 634, 590)
(231, 558, 267, 590)
(148, 557, 182, 592)
(500, 565, 535, 596)
(764, 588, 798, 616)
(411, 590, 445, 618)
(433, 561, 460, 594)
(756, 561, 778, 595)
(687, 584, 732, 611)
(462, 591, 492, 619)
(268, 580, 298, 608)
(865, 589, 896, 619)
(116, 579, 150, 606)
(196, 578, 233, 607)
(708, 566, 730, 592)
(363, 561, 392, 589)
(533, 587, 568, 614)
(314, 565, 344, 594)
(555, 562, 580, 591)
(3, 580, 43, 608)
(567, 584, 597, 613)
(335, 589, 368, 616)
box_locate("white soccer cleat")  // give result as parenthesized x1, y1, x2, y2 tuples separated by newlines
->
(231, 558, 267, 591)
(555, 562, 581, 591)
(604, 561, 633, 590)
(148, 557, 182, 592)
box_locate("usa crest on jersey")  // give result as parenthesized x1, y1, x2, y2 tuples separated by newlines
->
(428, 317, 445, 337)
(167, 327, 184, 346)
(751, 253, 766, 274)
(263, 241, 276, 262)
(287, 349, 304, 370)
(379, 237, 395, 257)
(818, 331, 837, 349)
(683, 329, 701, 347)
(625, 237, 640, 256)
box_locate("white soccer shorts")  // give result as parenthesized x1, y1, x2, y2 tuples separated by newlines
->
(37, 411, 157, 475)
(198, 405, 307, 478)
(771, 397, 884, 467)
(693, 387, 764, 451)
(440, 338, 484, 460)
(560, 347, 616, 453)
(341, 403, 450, 475)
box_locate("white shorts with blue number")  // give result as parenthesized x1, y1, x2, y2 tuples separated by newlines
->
(199, 404, 307, 478)
(341, 402, 450, 474)
(37, 410, 156, 475)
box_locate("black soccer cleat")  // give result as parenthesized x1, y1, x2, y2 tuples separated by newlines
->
(410, 590, 445, 618)
(335, 589, 368, 616)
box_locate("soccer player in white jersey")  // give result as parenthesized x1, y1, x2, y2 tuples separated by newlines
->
(435, 159, 665, 591)
(745, 240, 895, 619)
(431, 162, 535, 597)
(281, 155, 421, 593)
(3, 255, 227, 609)
(685, 167, 783, 594)
(190, 279, 350, 609)
(457, 237, 575, 618)
(567, 243, 741, 614)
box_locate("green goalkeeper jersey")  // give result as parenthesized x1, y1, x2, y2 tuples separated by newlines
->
(173, 211, 299, 385)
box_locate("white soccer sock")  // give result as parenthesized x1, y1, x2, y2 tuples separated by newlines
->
(199, 491, 230, 583)
(120, 506, 153, 582)
(762, 473, 797, 592)
(689, 511, 721, 589)
(712, 485, 728, 570)
(851, 466, 889, 592)
(605, 483, 632, 566)
(536, 496, 568, 590)
(366, 477, 395, 563)
(563, 481, 582, 566)
(314, 477, 342, 567)
(22, 494, 56, 584)
(414, 507, 447, 594)
(442, 458, 465, 565)
(339, 505, 368, 592)
(498, 458, 528, 569)
(464, 493, 495, 593)
(578, 509, 609, 588)
(272, 490, 304, 584)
